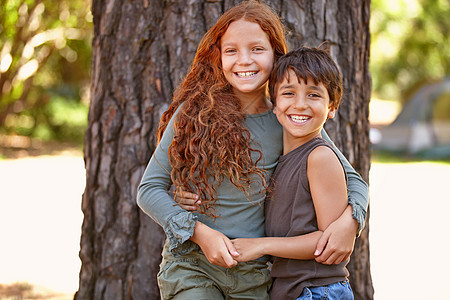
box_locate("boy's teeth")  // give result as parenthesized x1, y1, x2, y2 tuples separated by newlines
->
(290, 115, 309, 122)
(237, 71, 256, 78)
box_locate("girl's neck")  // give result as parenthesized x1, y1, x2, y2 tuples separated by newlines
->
(235, 89, 272, 115)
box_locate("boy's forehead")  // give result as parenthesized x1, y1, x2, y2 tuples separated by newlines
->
(279, 69, 306, 85)
(276, 69, 325, 90)
(279, 69, 296, 83)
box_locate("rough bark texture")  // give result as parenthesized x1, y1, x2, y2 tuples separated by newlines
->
(77, 0, 373, 299)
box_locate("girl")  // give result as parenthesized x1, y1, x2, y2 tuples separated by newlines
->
(137, 1, 367, 299)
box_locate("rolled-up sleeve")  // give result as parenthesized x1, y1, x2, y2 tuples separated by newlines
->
(137, 108, 199, 256)
(321, 129, 368, 236)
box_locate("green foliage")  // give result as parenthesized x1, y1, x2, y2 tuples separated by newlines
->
(370, 0, 450, 102)
(433, 91, 450, 119)
(2, 84, 89, 143)
(0, 0, 92, 144)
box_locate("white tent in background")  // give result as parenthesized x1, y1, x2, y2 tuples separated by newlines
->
(372, 78, 450, 158)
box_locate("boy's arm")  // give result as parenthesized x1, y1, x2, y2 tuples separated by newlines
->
(233, 146, 348, 262)
(308, 146, 349, 232)
(232, 232, 323, 262)
(321, 129, 368, 234)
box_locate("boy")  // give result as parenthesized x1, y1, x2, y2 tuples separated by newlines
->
(231, 46, 354, 299)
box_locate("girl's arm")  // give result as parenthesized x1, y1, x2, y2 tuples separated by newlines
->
(232, 146, 348, 261)
(137, 107, 238, 267)
(137, 107, 199, 256)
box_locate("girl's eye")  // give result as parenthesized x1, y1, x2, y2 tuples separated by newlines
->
(281, 91, 294, 96)
(224, 49, 236, 54)
(253, 47, 265, 52)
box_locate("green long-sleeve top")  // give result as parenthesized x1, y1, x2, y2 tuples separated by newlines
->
(137, 108, 368, 257)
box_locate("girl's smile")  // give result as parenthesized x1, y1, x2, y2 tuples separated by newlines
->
(221, 19, 274, 110)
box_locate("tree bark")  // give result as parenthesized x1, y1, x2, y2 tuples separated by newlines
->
(77, 1, 373, 299)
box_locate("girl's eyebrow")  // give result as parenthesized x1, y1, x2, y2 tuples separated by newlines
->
(221, 39, 267, 47)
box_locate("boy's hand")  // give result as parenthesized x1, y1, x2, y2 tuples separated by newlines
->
(174, 189, 201, 211)
(314, 206, 357, 264)
(231, 238, 265, 262)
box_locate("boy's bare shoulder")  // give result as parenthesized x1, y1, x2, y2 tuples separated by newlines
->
(308, 145, 337, 162)
(307, 145, 342, 172)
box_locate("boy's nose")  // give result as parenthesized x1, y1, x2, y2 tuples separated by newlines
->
(293, 95, 307, 109)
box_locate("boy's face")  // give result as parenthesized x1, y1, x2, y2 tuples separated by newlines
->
(273, 69, 336, 149)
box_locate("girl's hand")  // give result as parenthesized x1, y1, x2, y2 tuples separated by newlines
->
(190, 222, 239, 268)
(232, 238, 265, 262)
(314, 205, 357, 265)
(174, 189, 201, 211)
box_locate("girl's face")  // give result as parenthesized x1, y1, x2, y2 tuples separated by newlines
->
(221, 19, 274, 99)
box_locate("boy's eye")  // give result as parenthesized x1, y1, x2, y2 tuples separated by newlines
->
(308, 93, 321, 98)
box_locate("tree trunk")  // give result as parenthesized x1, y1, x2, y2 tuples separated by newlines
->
(77, 1, 373, 299)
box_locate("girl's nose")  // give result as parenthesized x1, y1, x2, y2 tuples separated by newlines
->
(237, 50, 252, 65)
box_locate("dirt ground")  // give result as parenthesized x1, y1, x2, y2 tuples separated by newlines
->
(0, 152, 84, 299)
(1, 151, 449, 299)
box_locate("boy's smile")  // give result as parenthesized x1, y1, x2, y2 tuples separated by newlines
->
(274, 70, 336, 153)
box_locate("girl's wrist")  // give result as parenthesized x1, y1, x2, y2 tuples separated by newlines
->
(190, 221, 207, 245)
(345, 205, 359, 236)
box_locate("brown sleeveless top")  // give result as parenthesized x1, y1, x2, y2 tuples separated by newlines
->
(265, 137, 349, 299)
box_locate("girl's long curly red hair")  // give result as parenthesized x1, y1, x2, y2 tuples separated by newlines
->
(157, 0, 287, 217)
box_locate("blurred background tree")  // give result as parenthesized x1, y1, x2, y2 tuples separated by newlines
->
(0, 0, 92, 145)
(0, 0, 448, 148)
(370, 0, 450, 103)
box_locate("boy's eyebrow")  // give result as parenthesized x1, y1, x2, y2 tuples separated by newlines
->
(278, 78, 326, 91)
(278, 83, 296, 90)
(308, 85, 325, 92)
(278, 83, 323, 89)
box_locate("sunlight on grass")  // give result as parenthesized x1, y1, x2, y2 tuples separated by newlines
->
(371, 150, 450, 165)
(0, 282, 73, 300)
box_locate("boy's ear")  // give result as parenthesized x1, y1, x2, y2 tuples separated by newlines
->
(273, 104, 279, 114)
(328, 109, 336, 119)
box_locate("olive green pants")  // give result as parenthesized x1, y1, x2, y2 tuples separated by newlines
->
(157, 245, 271, 300)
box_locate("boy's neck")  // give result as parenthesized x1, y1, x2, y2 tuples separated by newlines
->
(282, 130, 323, 155)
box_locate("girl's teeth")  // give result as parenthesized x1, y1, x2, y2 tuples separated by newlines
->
(237, 71, 256, 78)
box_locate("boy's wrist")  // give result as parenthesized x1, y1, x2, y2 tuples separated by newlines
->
(260, 237, 275, 256)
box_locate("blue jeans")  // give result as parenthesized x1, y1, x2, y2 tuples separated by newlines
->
(296, 281, 354, 300)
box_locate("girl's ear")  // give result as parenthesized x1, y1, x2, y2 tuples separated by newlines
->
(328, 109, 336, 119)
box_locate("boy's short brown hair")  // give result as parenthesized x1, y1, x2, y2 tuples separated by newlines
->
(269, 46, 343, 110)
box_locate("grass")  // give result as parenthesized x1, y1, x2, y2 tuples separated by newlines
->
(0, 282, 72, 300)
(0, 135, 82, 160)
(371, 149, 450, 165)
